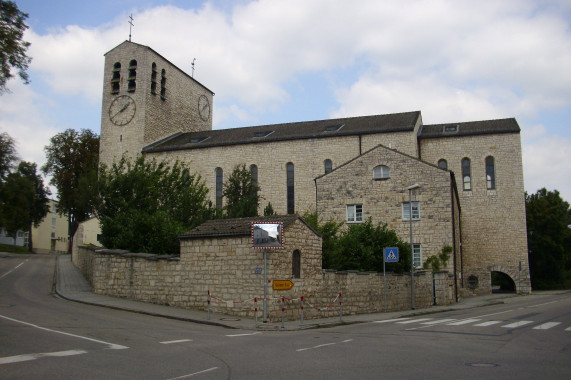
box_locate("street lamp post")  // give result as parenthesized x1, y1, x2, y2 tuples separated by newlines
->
(408, 183, 420, 310)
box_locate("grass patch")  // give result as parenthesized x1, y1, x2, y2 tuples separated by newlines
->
(0, 243, 33, 254)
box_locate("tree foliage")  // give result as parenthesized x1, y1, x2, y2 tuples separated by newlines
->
(526, 188, 571, 289)
(42, 129, 99, 240)
(0, 170, 33, 242)
(0, 132, 17, 180)
(0, 1, 32, 94)
(302, 209, 343, 269)
(423, 245, 452, 272)
(223, 163, 260, 218)
(94, 156, 214, 254)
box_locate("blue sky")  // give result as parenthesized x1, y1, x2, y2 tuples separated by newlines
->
(3, 0, 571, 202)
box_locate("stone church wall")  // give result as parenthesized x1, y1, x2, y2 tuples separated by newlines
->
(420, 132, 530, 294)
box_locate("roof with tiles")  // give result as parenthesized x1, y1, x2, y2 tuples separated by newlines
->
(179, 215, 319, 239)
(143, 111, 421, 153)
(419, 118, 520, 139)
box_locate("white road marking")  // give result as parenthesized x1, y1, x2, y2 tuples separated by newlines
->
(373, 318, 412, 323)
(501, 321, 534, 329)
(565, 326, 571, 331)
(474, 320, 503, 327)
(447, 319, 481, 326)
(0, 259, 28, 279)
(396, 318, 433, 324)
(226, 332, 260, 337)
(0, 349, 87, 365)
(533, 322, 561, 330)
(160, 339, 193, 344)
(0, 314, 128, 350)
(296, 339, 353, 352)
(420, 319, 456, 325)
(165, 367, 219, 379)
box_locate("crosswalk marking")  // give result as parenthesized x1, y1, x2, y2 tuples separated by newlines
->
(566, 326, 571, 331)
(396, 318, 433, 324)
(501, 321, 534, 329)
(533, 322, 561, 330)
(420, 319, 457, 325)
(447, 319, 481, 326)
(373, 318, 411, 324)
(474, 320, 502, 327)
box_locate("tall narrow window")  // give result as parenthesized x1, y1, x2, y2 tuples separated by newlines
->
(412, 244, 422, 268)
(438, 159, 448, 170)
(127, 60, 137, 92)
(324, 159, 332, 174)
(215, 167, 223, 209)
(286, 162, 294, 214)
(402, 202, 420, 220)
(462, 158, 471, 191)
(151, 63, 157, 95)
(160, 69, 166, 100)
(486, 156, 495, 190)
(111, 62, 121, 94)
(250, 164, 258, 197)
(292, 250, 301, 279)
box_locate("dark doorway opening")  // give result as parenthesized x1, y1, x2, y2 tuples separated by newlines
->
(491, 271, 515, 293)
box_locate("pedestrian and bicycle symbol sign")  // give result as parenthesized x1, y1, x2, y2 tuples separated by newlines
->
(384, 247, 399, 263)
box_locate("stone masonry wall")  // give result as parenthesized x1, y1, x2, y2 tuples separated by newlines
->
(420, 133, 530, 294)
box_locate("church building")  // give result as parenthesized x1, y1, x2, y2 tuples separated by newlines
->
(99, 41, 531, 296)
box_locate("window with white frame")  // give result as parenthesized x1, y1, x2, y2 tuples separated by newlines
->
(373, 165, 390, 179)
(346, 204, 363, 222)
(413, 244, 422, 268)
(402, 202, 420, 220)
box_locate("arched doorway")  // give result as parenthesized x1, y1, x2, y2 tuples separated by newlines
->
(491, 271, 515, 293)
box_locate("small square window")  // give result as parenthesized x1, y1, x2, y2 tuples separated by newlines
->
(402, 202, 420, 220)
(373, 165, 390, 180)
(346, 204, 363, 222)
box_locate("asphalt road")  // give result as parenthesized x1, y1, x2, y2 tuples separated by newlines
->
(1, 253, 570, 379)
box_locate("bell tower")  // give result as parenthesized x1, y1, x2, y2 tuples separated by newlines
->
(99, 41, 214, 168)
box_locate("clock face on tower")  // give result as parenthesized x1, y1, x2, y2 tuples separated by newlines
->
(109, 95, 136, 126)
(198, 94, 210, 122)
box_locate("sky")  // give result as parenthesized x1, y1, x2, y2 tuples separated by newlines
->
(2, 0, 571, 202)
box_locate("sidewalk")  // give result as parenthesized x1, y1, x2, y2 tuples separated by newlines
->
(55, 254, 519, 331)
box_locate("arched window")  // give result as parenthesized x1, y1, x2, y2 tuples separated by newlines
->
(324, 159, 332, 174)
(160, 69, 166, 100)
(292, 250, 301, 279)
(250, 164, 258, 197)
(151, 63, 157, 95)
(486, 156, 495, 190)
(111, 62, 121, 94)
(286, 162, 294, 214)
(215, 167, 223, 209)
(438, 159, 448, 170)
(128, 60, 137, 92)
(373, 165, 390, 179)
(462, 158, 471, 191)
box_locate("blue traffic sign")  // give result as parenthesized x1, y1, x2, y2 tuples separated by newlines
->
(384, 247, 399, 263)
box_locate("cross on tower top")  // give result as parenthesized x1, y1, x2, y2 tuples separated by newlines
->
(128, 14, 134, 42)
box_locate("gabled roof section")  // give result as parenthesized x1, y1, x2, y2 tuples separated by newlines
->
(179, 215, 320, 239)
(143, 111, 421, 153)
(105, 41, 215, 95)
(419, 118, 520, 139)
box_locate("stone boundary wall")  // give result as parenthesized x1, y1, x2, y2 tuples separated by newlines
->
(74, 246, 455, 322)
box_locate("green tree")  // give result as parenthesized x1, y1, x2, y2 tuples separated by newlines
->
(42, 129, 99, 247)
(223, 163, 260, 218)
(0, 171, 33, 245)
(17, 161, 50, 251)
(332, 219, 411, 274)
(0, 1, 32, 94)
(526, 188, 571, 289)
(0, 132, 17, 180)
(263, 202, 276, 216)
(302, 209, 343, 269)
(94, 156, 213, 254)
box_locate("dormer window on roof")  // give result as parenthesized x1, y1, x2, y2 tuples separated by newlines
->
(324, 124, 345, 132)
(443, 125, 459, 133)
(254, 131, 274, 138)
(189, 136, 210, 144)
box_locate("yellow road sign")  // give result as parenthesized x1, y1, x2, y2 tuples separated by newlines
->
(273, 280, 294, 290)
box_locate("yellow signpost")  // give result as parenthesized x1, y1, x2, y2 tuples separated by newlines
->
(273, 280, 294, 290)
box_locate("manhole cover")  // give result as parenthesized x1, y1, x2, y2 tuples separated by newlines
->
(467, 363, 499, 368)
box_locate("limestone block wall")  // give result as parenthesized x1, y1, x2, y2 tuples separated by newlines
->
(316, 144, 459, 272)
(420, 133, 530, 294)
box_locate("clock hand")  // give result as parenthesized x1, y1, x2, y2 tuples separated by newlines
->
(111, 102, 130, 119)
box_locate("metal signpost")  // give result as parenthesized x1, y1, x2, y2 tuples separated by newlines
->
(383, 247, 399, 312)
